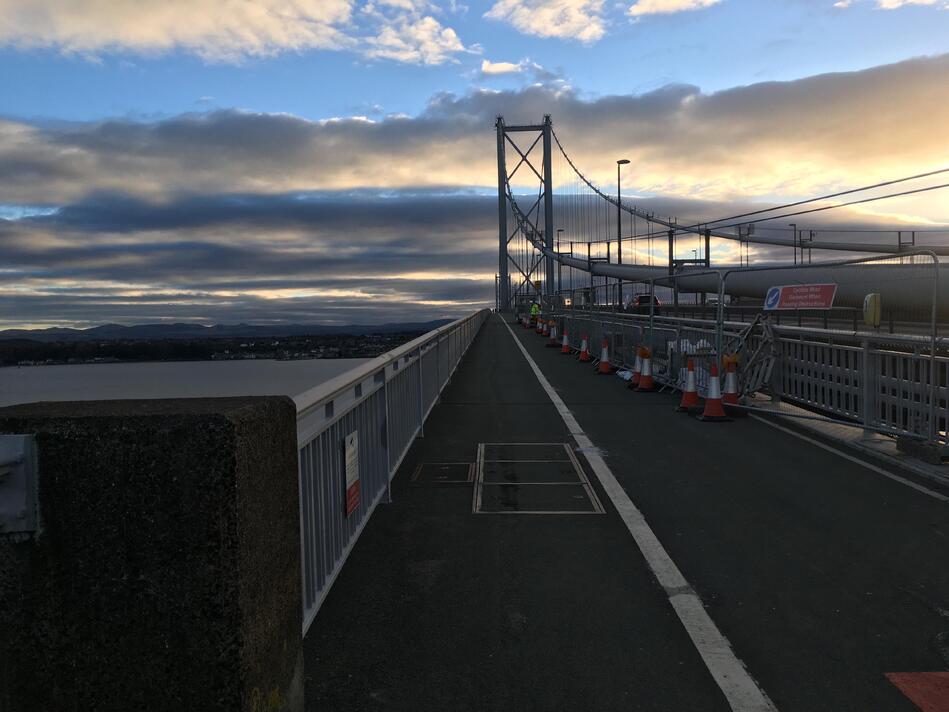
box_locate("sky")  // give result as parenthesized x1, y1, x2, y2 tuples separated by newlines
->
(0, 0, 948, 328)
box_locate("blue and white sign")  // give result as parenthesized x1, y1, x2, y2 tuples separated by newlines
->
(764, 287, 781, 310)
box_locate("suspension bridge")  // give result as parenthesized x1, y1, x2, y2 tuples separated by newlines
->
(497, 114, 949, 323)
(304, 117, 949, 711)
(3, 117, 949, 712)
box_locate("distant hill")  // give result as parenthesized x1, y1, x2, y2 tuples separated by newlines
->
(0, 320, 454, 343)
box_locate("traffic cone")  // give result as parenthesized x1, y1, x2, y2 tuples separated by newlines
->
(723, 360, 740, 406)
(628, 349, 642, 389)
(546, 321, 559, 347)
(676, 359, 701, 412)
(697, 363, 731, 422)
(561, 329, 571, 354)
(636, 347, 655, 391)
(541, 320, 549, 337)
(536, 317, 544, 334)
(578, 334, 591, 362)
(597, 338, 613, 375)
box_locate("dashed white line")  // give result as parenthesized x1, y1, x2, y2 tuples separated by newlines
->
(501, 315, 778, 712)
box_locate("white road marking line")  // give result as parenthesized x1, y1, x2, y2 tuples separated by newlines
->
(501, 316, 778, 712)
(750, 415, 948, 504)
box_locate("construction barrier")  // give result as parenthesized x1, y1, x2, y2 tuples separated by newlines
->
(677, 359, 701, 412)
(636, 347, 655, 392)
(697, 363, 731, 422)
(597, 338, 612, 375)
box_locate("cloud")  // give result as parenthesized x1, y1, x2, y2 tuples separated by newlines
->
(484, 0, 606, 43)
(365, 15, 471, 64)
(0, 191, 499, 327)
(478, 58, 560, 83)
(876, 0, 944, 8)
(481, 59, 526, 75)
(0, 0, 353, 61)
(628, 0, 721, 17)
(0, 0, 474, 64)
(2, 53, 949, 326)
(3, 53, 948, 207)
(1, 188, 942, 328)
(835, 0, 949, 8)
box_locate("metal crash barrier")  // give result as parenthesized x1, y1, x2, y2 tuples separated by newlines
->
(293, 309, 489, 634)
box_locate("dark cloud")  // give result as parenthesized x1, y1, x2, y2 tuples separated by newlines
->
(3, 52, 948, 206)
(3, 186, 945, 328)
(1, 53, 947, 327)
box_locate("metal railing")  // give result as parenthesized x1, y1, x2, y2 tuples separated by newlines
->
(554, 309, 948, 446)
(292, 309, 489, 634)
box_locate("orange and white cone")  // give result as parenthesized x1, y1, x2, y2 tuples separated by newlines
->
(578, 334, 592, 362)
(546, 322, 559, 347)
(541, 320, 549, 338)
(628, 349, 642, 389)
(597, 338, 612, 374)
(723, 360, 740, 406)
(676, 359, 701, 412)
(636, 347, 655, 391)
(561, 329, 571, 354)
(697, 363, 731, 422)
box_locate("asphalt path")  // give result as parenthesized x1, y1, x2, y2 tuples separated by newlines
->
(305, 314, 948, 711)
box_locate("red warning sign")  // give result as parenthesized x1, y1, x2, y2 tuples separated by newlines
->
(764, 284, 837, 310)
(344, 431, 360, 516)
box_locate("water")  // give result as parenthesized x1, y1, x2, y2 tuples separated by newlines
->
(0, 358, 371, 407)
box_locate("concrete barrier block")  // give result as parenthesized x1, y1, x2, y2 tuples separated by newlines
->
(0, 397, 302, 712)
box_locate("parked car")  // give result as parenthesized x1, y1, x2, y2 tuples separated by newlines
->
(627, 294, 662, 315)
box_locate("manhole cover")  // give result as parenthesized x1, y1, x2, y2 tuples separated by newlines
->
(412, 462, 473, 485)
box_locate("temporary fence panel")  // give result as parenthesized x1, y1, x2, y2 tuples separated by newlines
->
(555, 306, 947, 445)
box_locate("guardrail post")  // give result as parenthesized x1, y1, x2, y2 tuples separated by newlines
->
(861, 338, 874, 439)
(716, 272, 726, 368)
(417, 346, 425, 438)
(648, 279, 656, 351)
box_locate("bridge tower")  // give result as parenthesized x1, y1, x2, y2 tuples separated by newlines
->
(496, 115, 555, 310)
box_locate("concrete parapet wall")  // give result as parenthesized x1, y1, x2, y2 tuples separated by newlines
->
(0, 397, 302, 712)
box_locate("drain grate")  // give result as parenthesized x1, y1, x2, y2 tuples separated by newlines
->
(472, 443, 604, 515)
(412, 462, 474, 485)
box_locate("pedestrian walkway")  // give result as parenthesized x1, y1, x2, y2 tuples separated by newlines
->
(305, 314, 949, 712)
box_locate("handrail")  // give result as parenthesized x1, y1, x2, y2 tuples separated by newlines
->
(296, 307, 490, 634)
(563, 309, 949, 351)
(293, 310, 489, 417)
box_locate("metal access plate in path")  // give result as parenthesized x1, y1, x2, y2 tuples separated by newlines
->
(411, 462, 474, 485)
(472, 443, 605, 515)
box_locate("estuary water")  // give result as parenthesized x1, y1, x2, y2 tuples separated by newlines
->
(0, 358, 371, 407)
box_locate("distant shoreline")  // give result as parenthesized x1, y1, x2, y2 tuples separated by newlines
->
(1, 354, 369, 368)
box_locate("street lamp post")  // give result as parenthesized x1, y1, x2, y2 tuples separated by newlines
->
(789, 223, 798, 265)
(556, 228, 564, 298)
(616, 159, 630, 308)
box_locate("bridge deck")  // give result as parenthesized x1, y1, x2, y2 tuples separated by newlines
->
(304, 314, 948, 711)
